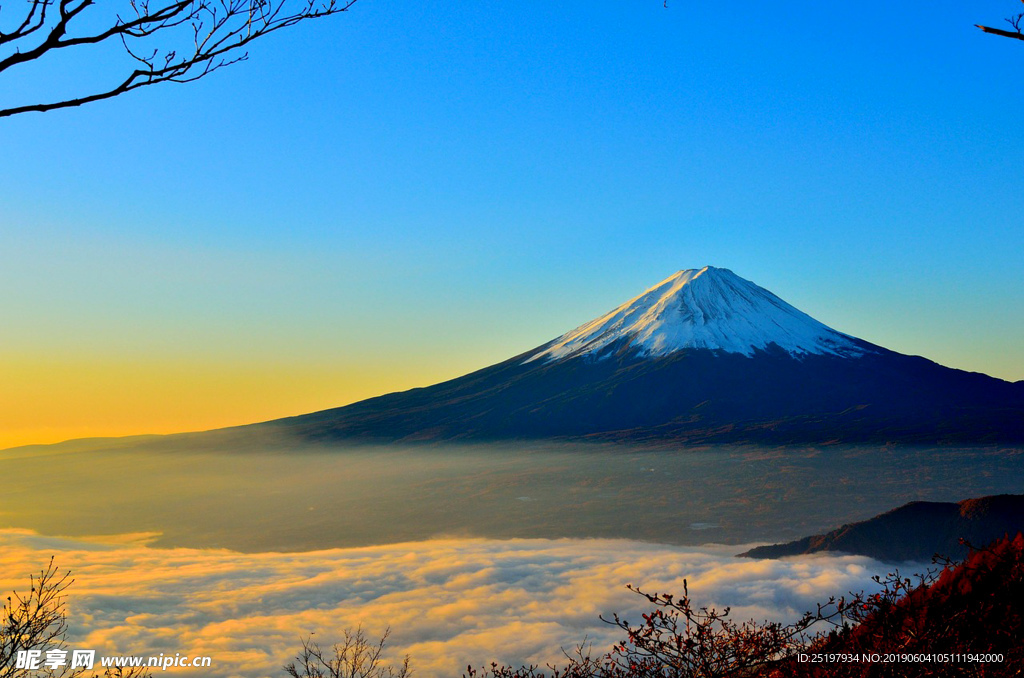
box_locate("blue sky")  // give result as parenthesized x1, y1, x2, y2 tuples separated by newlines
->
(1, 0, 1022, 445)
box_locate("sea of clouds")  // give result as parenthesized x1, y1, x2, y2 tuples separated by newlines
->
(0, 530, 898, 677)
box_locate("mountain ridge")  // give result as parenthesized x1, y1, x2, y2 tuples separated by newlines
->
(265, 344, 1024, 445)
(258, 267, 1024, 445)
(738, 494, 1024, 562)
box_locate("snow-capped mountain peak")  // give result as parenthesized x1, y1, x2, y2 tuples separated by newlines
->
(526, 266, 867, 363)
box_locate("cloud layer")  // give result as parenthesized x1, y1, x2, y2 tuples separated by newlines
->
(0, 530, 892, 677)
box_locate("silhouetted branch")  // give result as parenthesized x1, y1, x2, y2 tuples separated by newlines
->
(0, 557, 72, 678)
(1, 558, 154, 678)
(975, 23, 1024, 41)
(976, 2, 1024, 42)
(0, 0, 357, 117)
(284, 626, 411, 678)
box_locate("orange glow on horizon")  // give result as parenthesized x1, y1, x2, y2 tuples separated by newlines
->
(0, 356, 461, 450)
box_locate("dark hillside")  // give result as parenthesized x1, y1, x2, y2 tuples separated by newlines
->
(740, 494, 1024, 562)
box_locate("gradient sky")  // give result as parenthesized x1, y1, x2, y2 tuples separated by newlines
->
(2, 1, 1022, 448)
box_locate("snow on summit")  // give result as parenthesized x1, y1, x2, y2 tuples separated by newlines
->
(527, 266, 867, 363)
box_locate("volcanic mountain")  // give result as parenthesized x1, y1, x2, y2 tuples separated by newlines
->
(267, 266, 1024, 445)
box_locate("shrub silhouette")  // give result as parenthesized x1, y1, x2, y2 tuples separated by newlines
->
(0, 558, 151, 678)
(770, 533, 1024, 678)
(465, 581, 846, 678)
(469, 534, 1024, 678)
(284, 627, 410, 678)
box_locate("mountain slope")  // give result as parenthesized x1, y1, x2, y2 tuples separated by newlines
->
(739, 494, 1024, 562)
(264, 267, 1024, 445)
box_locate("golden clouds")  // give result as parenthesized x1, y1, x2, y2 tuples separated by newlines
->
(0, 530, 887, 677)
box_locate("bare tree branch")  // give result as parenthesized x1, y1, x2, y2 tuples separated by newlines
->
(0, 557, 72, 678)
(0, 0, 357, 117)
(1, 558, 154, 678)
(976, 2, 1024, 42)
(976, 23, 1024, 41)
(284, 627, 411, 678)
